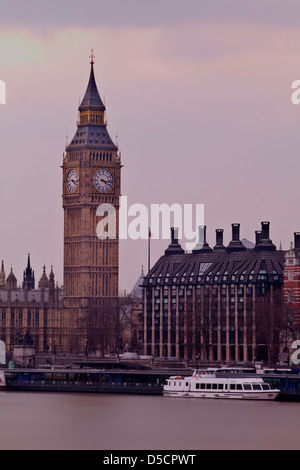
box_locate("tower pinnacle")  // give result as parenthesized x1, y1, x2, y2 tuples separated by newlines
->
(22, 253, 35, 290)
(66, 51, 117, 151)
(89, 48, 95, 65)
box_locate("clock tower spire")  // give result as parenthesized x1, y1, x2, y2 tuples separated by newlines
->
(78, 49, 108, 127)
(62, 51, 121, 353)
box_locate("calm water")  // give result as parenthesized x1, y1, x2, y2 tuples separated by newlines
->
(1, 391, 300, 450)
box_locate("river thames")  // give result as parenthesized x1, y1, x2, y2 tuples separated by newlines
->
(1, 391, 300, 450)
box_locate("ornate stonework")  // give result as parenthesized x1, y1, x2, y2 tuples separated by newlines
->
(62, 52, 121, 352)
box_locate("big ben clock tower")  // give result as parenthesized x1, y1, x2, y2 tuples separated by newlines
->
(62, 50, 121, 352)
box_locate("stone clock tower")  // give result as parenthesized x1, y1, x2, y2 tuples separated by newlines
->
(62, 50, 121, 352)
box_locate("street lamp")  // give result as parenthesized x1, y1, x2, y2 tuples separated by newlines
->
(85, 338, 88, 360)
(53, 337, 56, 364)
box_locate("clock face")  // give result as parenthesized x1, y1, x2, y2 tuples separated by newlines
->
(93, 169, 113, 192)
(66, 169, 79, 193)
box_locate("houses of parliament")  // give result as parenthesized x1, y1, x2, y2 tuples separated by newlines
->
(0, 51, 122, 356)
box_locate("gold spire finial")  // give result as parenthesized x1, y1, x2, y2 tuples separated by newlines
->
(89, 48, 95, 64)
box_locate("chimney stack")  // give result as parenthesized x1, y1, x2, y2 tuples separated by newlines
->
(232, 223, 240, 241)
(255, 230, 262, 245)
(255, 221, 276, 251)
(261, 221, 270, 240)
(165, 227, 184, 256)
(192, 226, 212, 253)
(227, 223, 246, 252)
(294, 232, 300, 250)
(171, 227, 179, 244)
(213, 229, 225, 251)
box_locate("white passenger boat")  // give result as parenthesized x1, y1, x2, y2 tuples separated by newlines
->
(163, 370, 280, 400)
(0, 370, 6, 391)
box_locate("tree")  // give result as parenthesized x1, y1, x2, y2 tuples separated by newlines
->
(255, 285, 283, 365)
(78, 295, 143, 357)
(80, 301, 119, 356)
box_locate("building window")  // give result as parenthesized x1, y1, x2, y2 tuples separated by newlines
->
(35, 310, 39, 327)
(18, 309, 23, 328)
(288, 271, 294, 282)
(258, 270, 267, 280)
(2, 310, 6, 328)
(288, 290, 294, 303)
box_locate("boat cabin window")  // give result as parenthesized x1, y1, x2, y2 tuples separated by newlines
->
(262, 384, 270, 390)
(252, 384, 262, 390)
(243, 384, 252, 390)
(230, 383, 243, 391)
(196, 383, 228, 390)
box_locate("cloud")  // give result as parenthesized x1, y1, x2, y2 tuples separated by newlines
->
(2, 0, 300, 30)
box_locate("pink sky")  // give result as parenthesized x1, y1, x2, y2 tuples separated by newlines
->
(0, 3, 300, 292)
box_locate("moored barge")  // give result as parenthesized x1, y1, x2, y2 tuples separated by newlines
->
(4, 367, 167, 395)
